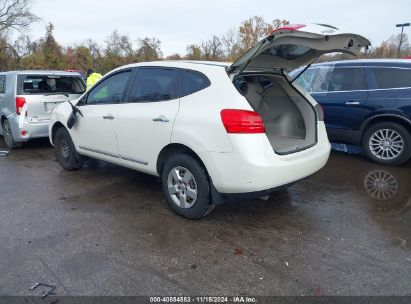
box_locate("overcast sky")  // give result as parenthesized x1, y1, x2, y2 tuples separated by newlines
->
(29, 0, 410, 56)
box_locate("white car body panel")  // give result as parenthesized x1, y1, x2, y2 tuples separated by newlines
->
(116, 98, 180, 174)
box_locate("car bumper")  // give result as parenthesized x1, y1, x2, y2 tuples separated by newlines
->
(7, 114, 49, 142)
(200, 122, 331, 194)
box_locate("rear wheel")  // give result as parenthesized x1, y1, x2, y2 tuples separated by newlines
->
(161, 154, 215, 219)
(362, 122, 411, 166)
(2, 119, 22, 149)
(54, 127, 84, 170)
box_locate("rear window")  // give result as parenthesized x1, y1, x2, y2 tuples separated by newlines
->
(371, 68, 411, 89)
(181, 70, 210, 97)
(262, 44, 311, 60)
(18, 75, 85, 95)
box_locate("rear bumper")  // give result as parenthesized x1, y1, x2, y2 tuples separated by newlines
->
(201, 122, 331, 194)
(7, 114, 49, 142)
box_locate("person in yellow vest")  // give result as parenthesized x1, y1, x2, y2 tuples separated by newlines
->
(86, 69, 103, 90)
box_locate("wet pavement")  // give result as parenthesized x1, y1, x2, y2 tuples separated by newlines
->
(0, 138, 410, 296)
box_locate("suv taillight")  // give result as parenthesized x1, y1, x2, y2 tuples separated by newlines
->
(16, 97, 26, 115)
(220, 109, 265, 133)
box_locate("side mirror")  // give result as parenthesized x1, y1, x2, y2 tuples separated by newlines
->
(67, 112, 76, 129)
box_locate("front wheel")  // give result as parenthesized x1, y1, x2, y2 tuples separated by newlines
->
(161, 154, 215, 219)
(362, 122, 411, 166)
(54, 127, 84, 170)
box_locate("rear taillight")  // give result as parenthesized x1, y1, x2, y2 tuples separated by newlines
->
(315, 104, 324, 121)
(16, 97, 26, 115)
(220, 109, 265, 134)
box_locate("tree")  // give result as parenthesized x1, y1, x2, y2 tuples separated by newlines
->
(0, 0, 39, 33)
(41, 23, 63, 69)
(185, 44, 202, 60)
(238, 16, 288, 53)
(221, 28, 240, 61)
(201, 35, 223, 60)
(85, 39, 103, 70)
(0, 0, 38, 68)
(166, 53, 182, 60)
(136, 37, 162, 61)
(64, 45, 93, 70)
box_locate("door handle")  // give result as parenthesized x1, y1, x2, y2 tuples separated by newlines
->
(345, 101, 360, 105)
(103, 114, 115, 120)
(152, 115, 169, 123)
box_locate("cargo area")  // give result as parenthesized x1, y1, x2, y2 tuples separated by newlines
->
(235, 74, 317, 154)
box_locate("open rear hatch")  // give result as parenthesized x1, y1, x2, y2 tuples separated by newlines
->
(228, 24, 370, 154)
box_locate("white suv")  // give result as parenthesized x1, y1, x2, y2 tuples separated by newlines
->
(49, 24, 370, 218)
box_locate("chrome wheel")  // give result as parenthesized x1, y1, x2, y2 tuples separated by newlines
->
(364, 170, 398, 200)
(167, 166, 198, 209)
(59, 138, 71, 159)
(3, 120, 13, 148)
(369, 129, 404, 160)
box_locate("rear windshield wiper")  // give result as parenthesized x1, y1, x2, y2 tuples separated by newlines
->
(45, 92, 70, 97)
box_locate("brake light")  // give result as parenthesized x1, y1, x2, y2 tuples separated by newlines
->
(16, 97, 26, 115)
(271, 24, 306, 34)
(220, 109, 265, 134)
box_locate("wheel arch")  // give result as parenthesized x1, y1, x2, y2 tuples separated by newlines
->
(360, 114, 411, 141)
(50, 121, 66, 145)
(156, 143, 207, 176)
(156, 143, 225, 204)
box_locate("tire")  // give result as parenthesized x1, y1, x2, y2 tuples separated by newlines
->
(362, 122, 411, 166)
(54, 127, 84, 170)
(2, 119, 22, 149)
(161, 154, 215, 219)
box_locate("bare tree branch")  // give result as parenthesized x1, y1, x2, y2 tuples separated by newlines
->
(0, 0, 39, 34)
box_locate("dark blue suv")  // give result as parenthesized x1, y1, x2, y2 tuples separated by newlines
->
(293, 59, 411, 166)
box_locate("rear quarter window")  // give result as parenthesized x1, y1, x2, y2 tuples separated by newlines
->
(371, 68, 411, 89)
(18, 75, 85, 95)
(181, 70, 210, 97)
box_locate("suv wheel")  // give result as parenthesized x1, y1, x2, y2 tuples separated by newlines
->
(161, 154, 215, 219)
(54, 127, 84, 170)
(2, 119, 22, 149)
(362, 122, 411, 166)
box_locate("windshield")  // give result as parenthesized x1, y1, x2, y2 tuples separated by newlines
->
(18, 75, 86, 95)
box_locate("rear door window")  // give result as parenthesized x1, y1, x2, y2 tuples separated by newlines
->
(371, 68, 411, 89)
(310, 67, 366, 92)
(181, 70, 210, 97)
(18, 75, 85, 95)
(128, 68, 178, 102)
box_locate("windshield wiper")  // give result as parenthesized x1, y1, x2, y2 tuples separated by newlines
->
(45, 92, 70, 97)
